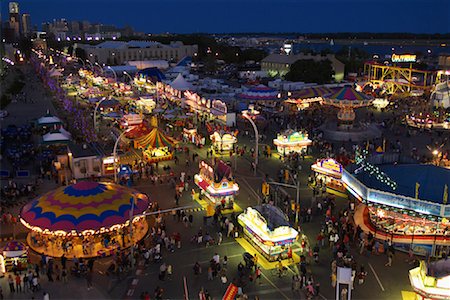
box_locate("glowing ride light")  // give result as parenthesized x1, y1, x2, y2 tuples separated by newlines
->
(392, 53, 417, 63)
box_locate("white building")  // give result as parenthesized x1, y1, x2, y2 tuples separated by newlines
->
(79, 40, 198, 65)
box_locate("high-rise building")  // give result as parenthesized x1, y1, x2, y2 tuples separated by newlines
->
(8, 2, 20, 39)
(21, 13, 31, 37)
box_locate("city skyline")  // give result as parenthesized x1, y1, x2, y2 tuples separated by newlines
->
(1, 0, 449, 34)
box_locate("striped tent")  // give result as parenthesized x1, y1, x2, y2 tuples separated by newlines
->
(133, 128, 177, 150)
(324, 86, 373, 105)
(291, 86, 337, 100)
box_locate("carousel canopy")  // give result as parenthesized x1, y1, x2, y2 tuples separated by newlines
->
(290, 86, 337, 101)
(170, 73, 194, 91)
(3, 241, 27, 254)
(20, 181, 149, 235)
(133, 128, 177, 150)
(37, 113, 62, 126)
(324, 86, 373, 106)
(238, 85, 279, 101)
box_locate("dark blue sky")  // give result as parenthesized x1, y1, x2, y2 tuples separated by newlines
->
(3, 0, 450, 34)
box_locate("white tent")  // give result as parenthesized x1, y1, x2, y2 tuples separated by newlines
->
(432, 82, 450, 108)
(59, 127, 72, 138)
(37, 114, 62, 126)
(42, 131, 70, 144)
(170, 74, 194, 91)
(49, 69, 63, 77)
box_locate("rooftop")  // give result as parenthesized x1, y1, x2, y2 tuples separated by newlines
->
(349, 164, 450, 204)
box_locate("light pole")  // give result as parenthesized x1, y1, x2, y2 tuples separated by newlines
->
(94, 62, 104, 75)
(123, 71, 133, 83)
(106, 66, 117, 82)
(268, 178, 301, 224)
(94, 97, 107, 132)
(113, 129, 132, 183)
(242, 106, 260, 176)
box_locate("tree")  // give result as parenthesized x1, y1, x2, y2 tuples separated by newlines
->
(285, 59, 334, 84)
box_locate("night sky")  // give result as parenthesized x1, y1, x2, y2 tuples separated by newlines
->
(2, 0, 449, 34)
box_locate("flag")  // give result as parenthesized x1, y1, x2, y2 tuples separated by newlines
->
(415, 182, 420, 199)
(444, 184, 448, 205)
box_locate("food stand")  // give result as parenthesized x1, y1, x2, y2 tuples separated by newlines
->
(1, 241, 28, 275)
(238, 205, 298, 261)
(121, 113, 143, 128)
(194, 160, 239, 209)
(183, 128, 205, 147)
(311, 158, 345, 193)
(210, 131, 237, 155)
(409, 260, 450, 300)
(273, 130, 312, 156)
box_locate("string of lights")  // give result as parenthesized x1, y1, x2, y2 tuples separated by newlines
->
(355, 147, 397, 190)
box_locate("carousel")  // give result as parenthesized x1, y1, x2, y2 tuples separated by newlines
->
(273, 129, 312, 156)
(20, 181, 149, 258)
(210, 131, 237, 155)
(134, 128, 178, 163)
(323, 86, 373, 128)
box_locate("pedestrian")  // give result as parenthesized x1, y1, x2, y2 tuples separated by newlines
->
(159, 263, 167, 280)
(217, 231, 223, 245)
(15, 274, 21, 292)
(61, 268, 68, 283)
(358, 266, 367, 285)
(86, 270, 93, 290)
(43, 291, 50, 300)
(8, 275, 15, 293)
(188, 214, 193, 227)
(255, 266, 262, 285)
(167, 264, 173, 280)
(385, 251, 394, 267)
(207, 266, 213, 280)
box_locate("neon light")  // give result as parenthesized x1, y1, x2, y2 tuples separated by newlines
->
(392, 54, 416, 63)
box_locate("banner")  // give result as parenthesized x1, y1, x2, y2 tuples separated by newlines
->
(222, 283, 238, 300)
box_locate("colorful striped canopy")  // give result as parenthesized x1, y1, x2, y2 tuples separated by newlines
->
(133, 128, 177, 150)
(325, 86, 372, 102)
(291, 86, 338, 100)
(20, 181, 149, 234)
(238, 85, 280, 101)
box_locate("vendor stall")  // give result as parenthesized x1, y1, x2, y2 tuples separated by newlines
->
(409, 260, 450, 300)
(20, 181, 149, 258)
(194, 160, 239, 209)
(183, 128, 205, 147)
(134, 128, 177, 163)
(1, 241, 28, 275)
(238, 205, 298, 261)
(311, 158, 345, 193)
(210, 131, 237, 155)
(273, 129, 312, 156)
(121, 113, 143, 128)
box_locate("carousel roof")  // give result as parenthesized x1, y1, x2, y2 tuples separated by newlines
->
(238, 85, 280, 101)
(290, 86, 338, 100)
(325, 86, 373, 102)
(3, 240, 27, 253)
(20, 181, 149, 234)
(133, 127, 177, 150)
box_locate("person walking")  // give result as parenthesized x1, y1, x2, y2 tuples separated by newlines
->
(8, 275, 15, 293)
(385, 251, 394, 267)
(167, 264, 173, 281)
(15, 274, 21, 292)
(86, 270, 93, 290)
(61, 268, 68, 283)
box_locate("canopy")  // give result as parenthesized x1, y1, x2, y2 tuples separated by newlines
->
(290, 86, 338, 100)
(3, 241, 27, 257)
(325, 86, 372, 102)
(20, 181, 149, 234)
(42, 130, 70, 145)
(125, 122, 152, 139)
(37, 114, 62, 126)
(238, 85, 279, 101)
(133, 128, 177, 150)
(170, 74, 194, 91)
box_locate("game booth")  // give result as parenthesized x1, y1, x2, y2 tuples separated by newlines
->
(238, 205, 298, 261)
(344, 149, 450, 257)
(20, 181, 149, 258)
(409, 259, 450, 300)
(0, 241, 28, 276)
(134, 128, 178, 163)
(311, 158, 345, 194)
(183, 128, 205, 147)
(273, 129, 312, 156)
(210, 131, 237, 155)
(194, 160, 239, 210)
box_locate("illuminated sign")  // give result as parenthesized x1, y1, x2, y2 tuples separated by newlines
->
(319, 158, 342, 174)
(392, 54, 416, 63)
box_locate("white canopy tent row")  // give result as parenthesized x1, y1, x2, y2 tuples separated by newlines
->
(37, 113, 62, 127)
(41, 128, 71, 145)
(170, 73, 194, 91)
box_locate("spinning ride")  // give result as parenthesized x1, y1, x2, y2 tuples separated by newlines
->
(20, 181, 149, 258)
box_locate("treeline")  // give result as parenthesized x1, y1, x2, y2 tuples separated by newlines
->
(217, 32, 450, 40)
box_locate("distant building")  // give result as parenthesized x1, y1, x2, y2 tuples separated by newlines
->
(79, 40, 198, 65)
(261, 53, 345, 82)
(438, 54, 450, 69)
(8, 2, 20, 40)
(21, 13, 31, 37)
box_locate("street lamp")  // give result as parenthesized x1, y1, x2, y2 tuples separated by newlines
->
(123, 71, 133, 83)
(242, 105, 260, 176)
(106, 66, 117, 82)
(113, 128, 132, 183)
(94, 97, 107, 132)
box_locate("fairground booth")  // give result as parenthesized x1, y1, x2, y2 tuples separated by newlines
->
(194, 160, 239, 210)
(344, 149, 450, 257)
(184, 92, 229, 124)
(210, 131, 237, 155)
(134, 128, 178, 163)
(311, 158, 345, 194)
(409, 259, 450, 300)
(0, 241, 28, 276)
(273, 129, 312, 156)
(238, 205, 298, 261)
(20, 181, 149, 258)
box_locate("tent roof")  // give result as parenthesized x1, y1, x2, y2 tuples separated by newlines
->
(325, 86, 372, 101)
(134, 128, 177, 149)
(37, 114, 62, 125)
(42, 131, 70, 144)
(170, 74, 194, 91)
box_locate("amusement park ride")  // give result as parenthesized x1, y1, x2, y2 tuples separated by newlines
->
(363, 54, 444, 95)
